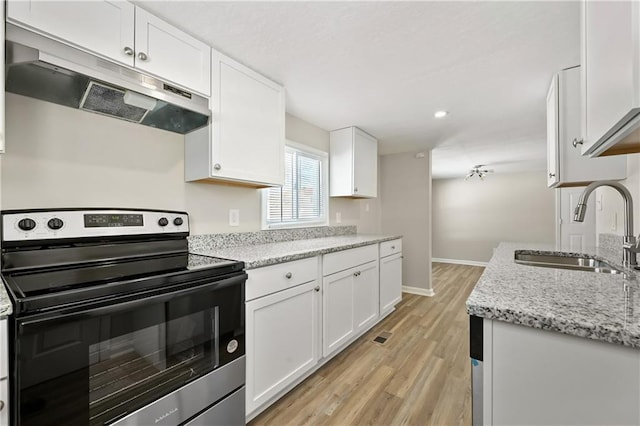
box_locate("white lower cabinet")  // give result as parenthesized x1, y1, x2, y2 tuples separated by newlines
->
(379, 239, 402, 315)
(484, 319, 640, 425)
(322, 245, 379, 358)
(0, 378, 6, 426)
(247, 241, 401, 420)
(245, 258, 321, 417)
(0, 319, 7, 426)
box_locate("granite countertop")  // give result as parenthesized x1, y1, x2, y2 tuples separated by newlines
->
(191, 234, 401, 269)
(467, 242, 640, 349)
(0, 278, 12, 318)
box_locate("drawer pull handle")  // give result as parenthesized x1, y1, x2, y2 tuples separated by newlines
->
(391, 246, 395, 249)
(353, 271, 361, 277)
(314, 286, 320, 292)
(285, 272, 292, 279)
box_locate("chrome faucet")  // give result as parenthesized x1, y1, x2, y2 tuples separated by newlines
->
(573, 180, 639, 268)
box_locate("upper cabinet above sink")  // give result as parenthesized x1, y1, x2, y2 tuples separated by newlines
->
(546, 66, 626, 188)
(580, 0, 640, 157)
(7, 0, 211, 97)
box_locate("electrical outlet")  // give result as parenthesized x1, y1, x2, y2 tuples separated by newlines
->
(229, 209, 240, 227)
(336, 212, 342, 224)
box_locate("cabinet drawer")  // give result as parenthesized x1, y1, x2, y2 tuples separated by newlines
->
(380, 239, 402, 258)
(323, 244, 378, 277)
(246, 257, 318, 301)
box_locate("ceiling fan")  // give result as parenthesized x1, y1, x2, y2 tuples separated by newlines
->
(465, 165, 494, 180)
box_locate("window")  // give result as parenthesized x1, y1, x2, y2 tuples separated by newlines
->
(262, 141, 328, 229)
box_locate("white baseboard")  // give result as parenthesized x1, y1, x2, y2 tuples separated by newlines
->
(432, 257, 488, 267)
(402, 285, 435, 297)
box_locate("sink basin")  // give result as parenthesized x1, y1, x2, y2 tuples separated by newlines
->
(514, 250, 625, 275)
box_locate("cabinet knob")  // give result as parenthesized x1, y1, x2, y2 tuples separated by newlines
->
(285, 272, 292, 279)
(213, 163, 222, 171)
(391, 246, 395, 250)
(123, 46, 134, 56)
(314, 286, 320, 292)
(354, 187, 359, 192)
(353, 271, 361, 277)
(549, 173, 556, 178)
(137, 52, 148, 61)
(572, 138, 584, 148)
(0, 400, 4, 411)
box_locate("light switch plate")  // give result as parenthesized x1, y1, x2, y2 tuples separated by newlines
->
(229, 209, 240, 227)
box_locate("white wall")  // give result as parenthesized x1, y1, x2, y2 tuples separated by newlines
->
(432, 171, 556, 263)
(595, 154, 640, 238)
(380, 151, 432, 292)
(2, 94, 376, 235)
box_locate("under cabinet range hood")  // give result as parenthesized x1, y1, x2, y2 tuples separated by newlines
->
(5, 24, 210, 134)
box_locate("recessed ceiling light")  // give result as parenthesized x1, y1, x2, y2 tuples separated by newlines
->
(434, 110, 448, 118)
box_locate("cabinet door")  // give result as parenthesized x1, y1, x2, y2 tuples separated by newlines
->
(246, 281, 320, 415)
(323, 269, 355, 357)
(7, 0, 135, 67)
(380, 253, 402, 315)
(546, 74, 560, 187)
(353, 129, 378, 197)
(354, 261, 379, 332)
(210, 51, 285, 186)
(0, 378, 6, 426)
(581, 0, 636, 154)
(134, 7, 211, 96)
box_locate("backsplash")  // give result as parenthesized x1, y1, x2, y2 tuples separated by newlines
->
(188, 225, 357, 252)
(598, 233, 623, 262)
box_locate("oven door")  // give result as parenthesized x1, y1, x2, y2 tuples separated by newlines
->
(12, 272, 246, 426)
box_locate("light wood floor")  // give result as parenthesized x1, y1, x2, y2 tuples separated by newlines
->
(250, 262, 485, 426)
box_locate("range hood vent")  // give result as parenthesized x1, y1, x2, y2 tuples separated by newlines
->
(5, 24, 210, 135)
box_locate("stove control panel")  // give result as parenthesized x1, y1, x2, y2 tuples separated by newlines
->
(2, 209, 189, 242)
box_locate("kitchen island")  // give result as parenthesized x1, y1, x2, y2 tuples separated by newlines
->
(467, 242, 640, 425)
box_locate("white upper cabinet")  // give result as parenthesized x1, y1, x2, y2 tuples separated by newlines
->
(7, 1, 211, 96)
(329, 127, 378, 198)
(7, 1, 135, 66)
(580, 0, 640, 156)
(134, 8, 210, 96)
(547, 66, 626, 188)
(185, 50, 285, 187)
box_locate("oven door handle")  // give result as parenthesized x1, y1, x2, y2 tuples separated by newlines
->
(20, 272, 247, 327)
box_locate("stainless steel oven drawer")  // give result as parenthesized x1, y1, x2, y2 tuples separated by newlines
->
(111, 356, 245, 425)
(185, 386, 245, 426)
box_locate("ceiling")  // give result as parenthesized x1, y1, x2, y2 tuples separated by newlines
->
(136, 1, 580, 179)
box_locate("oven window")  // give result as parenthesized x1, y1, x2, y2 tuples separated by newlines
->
(88, 308, 217, 424)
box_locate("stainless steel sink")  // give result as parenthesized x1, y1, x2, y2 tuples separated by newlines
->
(514, 250, 625, 275)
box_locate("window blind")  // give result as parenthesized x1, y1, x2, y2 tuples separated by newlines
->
(266, 146, 325, 225)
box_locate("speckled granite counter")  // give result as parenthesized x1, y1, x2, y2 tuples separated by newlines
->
(191, 234, 401, 269)
(0, 278, 13, 318)
(466, 242, 640, 349)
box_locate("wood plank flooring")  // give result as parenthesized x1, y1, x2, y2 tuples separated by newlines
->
(250, 262, 485, 426)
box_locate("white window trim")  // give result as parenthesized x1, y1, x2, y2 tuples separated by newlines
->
(261, 140, 329, 230)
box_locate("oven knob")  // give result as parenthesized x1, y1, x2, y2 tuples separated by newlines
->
(173, 217, 184, 226)
(158, 217, 169, 227)
(18, 218, 36, 231)
(47, 218, 64, 230)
